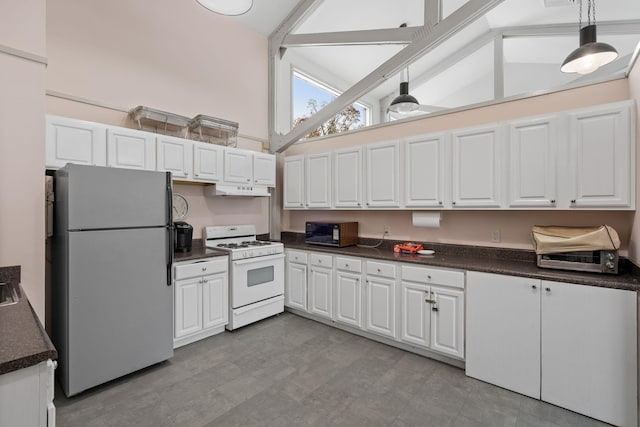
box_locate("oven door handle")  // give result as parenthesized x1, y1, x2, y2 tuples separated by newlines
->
(232, 253, 285, 265)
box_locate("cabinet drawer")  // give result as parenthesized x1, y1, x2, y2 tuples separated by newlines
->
(335, 257, 362, 273)
(287, 250, 308, 264)
(366, 261, 396, 278)
(175, 258, 227, 280)
(401, 265, 464, 289)
(310, 253, 333, 268)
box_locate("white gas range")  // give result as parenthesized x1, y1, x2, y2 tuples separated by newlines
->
(204, 225, 284, 330)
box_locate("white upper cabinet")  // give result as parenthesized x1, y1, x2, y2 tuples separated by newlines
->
(253, 152, 276, 186)
(107, 127, 156, 171)
(284, 155, 305, 209)
(507, 116, 558, 208)
(451, 124, 503, 208)
(46, 115, 107, 169)
(365, 140, 401, 208)
(306, 152, 332, 208)
(156, 135, 192, 180)
(404, 134, 446, 208)
(334, 147, 363, 208)
(567, 101, 635, 209)
(193, 141, 223, 182)
(223, 147, 253, 184)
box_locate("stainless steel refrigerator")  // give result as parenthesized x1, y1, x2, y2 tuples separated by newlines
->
(53, 164, 174, 397)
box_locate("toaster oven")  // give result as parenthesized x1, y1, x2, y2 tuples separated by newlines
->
(537, 250, 618, 274)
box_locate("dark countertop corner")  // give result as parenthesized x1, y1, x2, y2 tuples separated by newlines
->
(173, 239, 229, 263)
(0, 266, 58, 376)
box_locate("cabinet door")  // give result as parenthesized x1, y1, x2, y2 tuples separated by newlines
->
(451, 125, 502, 207)
(285, 261, 307, 311)
(365, 141, 401, 208)
(253, 152, 276, 186)
(306, 152, 332, 208)
(400, 281, 430, 348)
(156, 135, 192, 180)
(46, 115, 107, 169)
(202, 272, 228, 330)
(284, 156, 305, 209)
(223, 147, 253, 184)
(405, 135, 445, 207)
(466, 272, 541, 399)
(430, 285, 464, 359)
(334, 271, 362, 328)
(365, 276, 396, 338)
(308, 266, 332, 319)
(193, 142, 223, 182)
(174, 278, 202, 338)
(568, 101, 634, 208)
(334, 147, 363, 208)
(107, 128, 156, 171)
(508, 116, 557, 207)
(541, 281, 637, 427)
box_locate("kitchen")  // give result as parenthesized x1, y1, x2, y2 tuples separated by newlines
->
(2, 0, 640, 426)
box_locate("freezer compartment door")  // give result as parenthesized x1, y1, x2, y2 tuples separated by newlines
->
(65, 228, 173, 396)
(61, 164, 170, 230)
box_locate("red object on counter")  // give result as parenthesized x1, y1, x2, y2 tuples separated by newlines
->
(393, 242, 424, 254)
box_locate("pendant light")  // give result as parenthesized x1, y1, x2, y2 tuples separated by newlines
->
(196, 0, 253, 16)
(388, 24, 420, 114)
(561, 0, 618, 74)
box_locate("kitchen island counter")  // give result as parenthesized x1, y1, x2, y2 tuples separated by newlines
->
(281, 234, 640, 291)
(0, 266, 57, 376)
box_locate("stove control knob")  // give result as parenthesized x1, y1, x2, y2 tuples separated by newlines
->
(606, 261, 615, 270)
(607, 253, 616, 260)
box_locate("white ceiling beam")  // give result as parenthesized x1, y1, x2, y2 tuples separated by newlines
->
(272, 0, 507, 152)
(282, 26, 419, 47)
(494, 33, 504, 100)
(501, 20, 640, 37)
(269, 0, 324, 49)
(424, 0, 440, 27)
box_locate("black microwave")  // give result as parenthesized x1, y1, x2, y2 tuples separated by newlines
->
(305, 222, 358, 247)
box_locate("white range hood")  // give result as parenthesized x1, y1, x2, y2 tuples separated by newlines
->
(204, 184, 270, 197)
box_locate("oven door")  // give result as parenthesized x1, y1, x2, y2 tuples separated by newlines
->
(231, 253, 285, 309)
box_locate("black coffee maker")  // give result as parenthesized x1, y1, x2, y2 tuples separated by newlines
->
(174, 221, 193, 252)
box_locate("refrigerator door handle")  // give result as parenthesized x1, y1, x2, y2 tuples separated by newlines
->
(166, 172, 174, 286)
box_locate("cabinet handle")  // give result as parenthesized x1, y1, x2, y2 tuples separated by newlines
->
(300, 203, 303, 207)
(427, 275, 432, 280)
(432, 306, 439, 312)
(318, 260, 322, 264)
(366, 202, 370, 206)
(377, 268, 381, 273)
(202, 267, 207, 271)
(438, 201, 442, 205)
(545, 287, 551, 292)
(345, 264, 349, 267)
(570, 200, 576, 204)
(195, 173, 199, 177)
(199, 279, 203, 284)
(550, 200, 556, 204)
(203, 279, 208, 283)
(425, 298, 436, 304)
(531, 285, 537, 290)
(247, 178, 251, 182)
(357, 203, 361, 206)
(452, 201, 456, 205)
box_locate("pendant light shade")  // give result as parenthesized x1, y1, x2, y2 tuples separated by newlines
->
(196, 0, 253, 16)
(561, 0, 618, 74)
(389, 81, 420, 114)
(561, 25, 618, 74)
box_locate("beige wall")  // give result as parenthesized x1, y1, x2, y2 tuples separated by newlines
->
(282, 79, 636, 255)
(0, 0, 47, 322)
(627, 59, 640, 264)
(45, 0, 271, 240)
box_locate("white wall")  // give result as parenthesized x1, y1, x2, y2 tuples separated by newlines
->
(0, 0, 47, 322)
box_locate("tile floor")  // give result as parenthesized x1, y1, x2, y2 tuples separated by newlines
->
(55, 313, 611, 427)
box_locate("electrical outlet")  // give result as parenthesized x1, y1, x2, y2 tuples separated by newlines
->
(384, 226, 391, 236)
(491, 229, 501, 243)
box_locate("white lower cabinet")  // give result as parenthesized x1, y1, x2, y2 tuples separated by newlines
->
(400, 265, 465, 359)
(466, 271, 637, 427)
(0, 360, 56, 427)
(334, 257, 363, 328)
(364, 261, 397, 339)
(308, 253, 333, 319)
(173, 257, 228, 348)
(285, 250, 308, 311)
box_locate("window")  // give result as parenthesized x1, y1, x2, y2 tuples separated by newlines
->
(292, 70, 370, 140)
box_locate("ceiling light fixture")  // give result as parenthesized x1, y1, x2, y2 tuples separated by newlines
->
(388, 24, 420, 114)
(196, 0, 253, 16)
(561, 0, 618, 74)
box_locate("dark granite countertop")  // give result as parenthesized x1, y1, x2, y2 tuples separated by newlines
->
(280, 233, 640, 292)
(0, 266, 57, 376)
(173, 239, 228, 263)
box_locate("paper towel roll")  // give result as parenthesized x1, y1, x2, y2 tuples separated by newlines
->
(412, 212, 441, 228)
